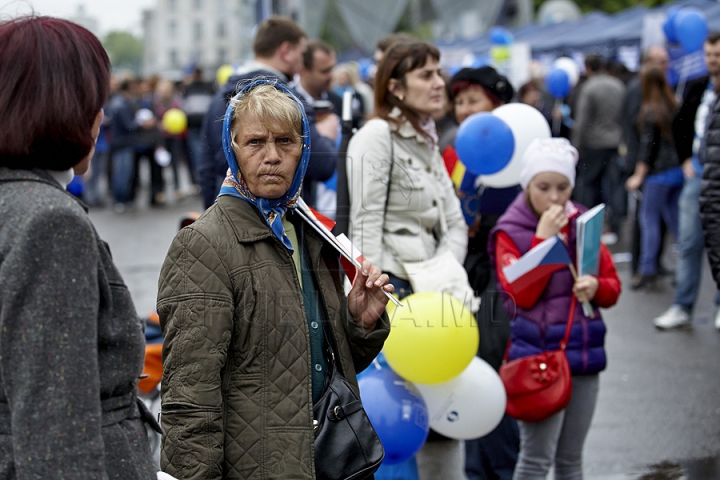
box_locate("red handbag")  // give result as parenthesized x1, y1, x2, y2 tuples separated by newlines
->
(499, 296, 576, 423)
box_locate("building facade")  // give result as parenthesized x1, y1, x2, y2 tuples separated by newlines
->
(142, 0, 257, 79)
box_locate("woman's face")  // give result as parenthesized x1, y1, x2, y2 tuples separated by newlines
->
(527, 171, 572, 215)
(233, 111, 302, 200)
(391, 56, 445, 120)
(454, 85, 495, 124)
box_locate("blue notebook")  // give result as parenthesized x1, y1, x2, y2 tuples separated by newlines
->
(576, 204, 605, 278)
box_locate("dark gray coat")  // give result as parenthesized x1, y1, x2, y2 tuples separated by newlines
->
(0, 168, 157, 479)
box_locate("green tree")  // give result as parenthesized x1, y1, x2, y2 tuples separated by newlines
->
(102, 30, 143, 73)
(534, 0, 674, 15)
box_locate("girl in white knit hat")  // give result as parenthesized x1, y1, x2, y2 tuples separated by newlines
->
(488, 138, 622, 480)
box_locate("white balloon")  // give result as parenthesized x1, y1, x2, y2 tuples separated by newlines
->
(480, 103, 551, 188)
(415, 357, 506, 440)
(553, 57, 580, 87)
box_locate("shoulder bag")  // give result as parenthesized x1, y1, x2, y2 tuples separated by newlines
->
(313, 344, 384, 480)
(499, 296, 576, 423)
(382, 127, 479, 312)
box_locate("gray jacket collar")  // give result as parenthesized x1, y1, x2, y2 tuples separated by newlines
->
(0, 168, 88, 211)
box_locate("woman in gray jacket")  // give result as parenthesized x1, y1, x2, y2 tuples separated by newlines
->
(347, 41, 469, 300)
(0, 16, 158, 479)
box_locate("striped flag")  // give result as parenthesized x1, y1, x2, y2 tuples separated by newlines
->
(502, 236, 571, 291)
(442, 145, 479, 226)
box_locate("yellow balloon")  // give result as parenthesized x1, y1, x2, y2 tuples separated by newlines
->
(216, 64, 233, 86)
(162, 108, 187, 135)
(384, 292, 479, 385)
(491, 46, 511, 62)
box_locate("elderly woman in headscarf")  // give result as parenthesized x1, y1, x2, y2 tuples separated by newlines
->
(157, 79, 392, 480)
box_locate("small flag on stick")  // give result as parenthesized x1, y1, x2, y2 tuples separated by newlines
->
(296, 198, 402, 307)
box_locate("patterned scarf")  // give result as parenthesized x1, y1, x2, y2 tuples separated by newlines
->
(218, 78, 311, 252)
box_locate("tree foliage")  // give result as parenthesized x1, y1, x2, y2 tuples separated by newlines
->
(533, 0, 674, 15)
(102, 31, 143, 73)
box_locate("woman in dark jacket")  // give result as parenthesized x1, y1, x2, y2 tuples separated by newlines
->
(626, 67, 684, 289)
(0, 16, 159, 479)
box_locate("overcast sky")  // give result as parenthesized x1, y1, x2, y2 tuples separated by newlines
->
(0, 0, 156, 35)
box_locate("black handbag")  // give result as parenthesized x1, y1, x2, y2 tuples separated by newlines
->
(312, 351, 384, 480)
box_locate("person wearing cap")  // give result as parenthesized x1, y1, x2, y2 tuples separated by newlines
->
(443, 66, 518, 291)
(438, 66, 520, 480)
(489, 138, 621, 480)
(157, 79, 391, 480)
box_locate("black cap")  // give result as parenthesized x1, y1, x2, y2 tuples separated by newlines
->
(450, 66, 514, 104)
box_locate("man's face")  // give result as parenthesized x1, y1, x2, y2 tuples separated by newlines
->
(302, 49, 336, 97)
(705, 41, 720, 77)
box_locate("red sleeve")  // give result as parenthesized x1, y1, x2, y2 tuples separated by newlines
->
(495, 231, 562, 310)
(591, 243, 622, 308)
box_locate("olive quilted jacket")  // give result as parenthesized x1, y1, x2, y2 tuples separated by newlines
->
(157, 195, 389, 479)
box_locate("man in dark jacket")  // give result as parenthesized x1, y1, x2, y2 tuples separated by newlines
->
(657, 33, 720, 330)
(198, 16, 337, 209)
(571, 55, 625, 234)
(699, 35, 720, 331)
(183, 67, 216, 185)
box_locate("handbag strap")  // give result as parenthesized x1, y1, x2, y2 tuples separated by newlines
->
(559, 295, 577, 350)
(503, 291, 578, 362)
(381, 125, 395, 231)
(380, 125, 447, 241)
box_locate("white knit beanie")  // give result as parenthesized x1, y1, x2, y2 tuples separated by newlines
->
(519, 138, 579, 190)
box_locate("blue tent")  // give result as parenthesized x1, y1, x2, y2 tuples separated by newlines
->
(437, 0, 720, 63)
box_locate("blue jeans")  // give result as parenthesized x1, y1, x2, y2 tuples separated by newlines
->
(673, 176, 720, 310)
(638, 181, 681, 275)
(185, 127, 203, 183)
(84, 149, 108, 206)
(112, 147, 134, 204)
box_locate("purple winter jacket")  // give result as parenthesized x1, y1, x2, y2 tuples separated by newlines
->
(489, 193, 607, 375)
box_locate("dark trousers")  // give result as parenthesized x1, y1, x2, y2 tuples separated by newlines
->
(574, 148, 616, 228)
(465, 414, 519, 480)
(132, 150, 165, 204)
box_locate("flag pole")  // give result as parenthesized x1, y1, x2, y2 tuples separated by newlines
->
(295, 199, 402, 307)
(568, 263, 594, 319)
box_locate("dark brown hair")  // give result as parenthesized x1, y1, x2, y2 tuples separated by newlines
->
(253, 16, 306, 59)
(0, 16, 110, 170)
(638, 67, 678, 139)
(303, 39, 334, 70)
(373, 41, 441, 135)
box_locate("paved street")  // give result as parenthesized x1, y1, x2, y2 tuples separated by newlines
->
(90, 192, 720, 480)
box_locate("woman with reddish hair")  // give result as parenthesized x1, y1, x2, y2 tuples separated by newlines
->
(0, 16, 159, 479)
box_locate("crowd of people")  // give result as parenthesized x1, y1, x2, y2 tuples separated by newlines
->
(2, 8, 720, 480)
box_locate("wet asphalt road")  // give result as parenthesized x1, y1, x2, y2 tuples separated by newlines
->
(89, 187, 720, 480)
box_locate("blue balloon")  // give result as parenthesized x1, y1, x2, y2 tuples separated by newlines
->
(545, 68, 571, 99)
(455, 113, 514, 176)
(67, 175, 84, 197)
(489, 26, 513, 45)
(674, 8, 708, 53)
(663, 6, 681, 43)
(359, 368, 429, 465)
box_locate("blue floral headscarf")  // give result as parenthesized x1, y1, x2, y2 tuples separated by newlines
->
(218, 78, 311, 252)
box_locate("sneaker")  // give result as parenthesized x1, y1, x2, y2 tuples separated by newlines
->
(653, 305, 692, 330)
(714, 309, 720, 331)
